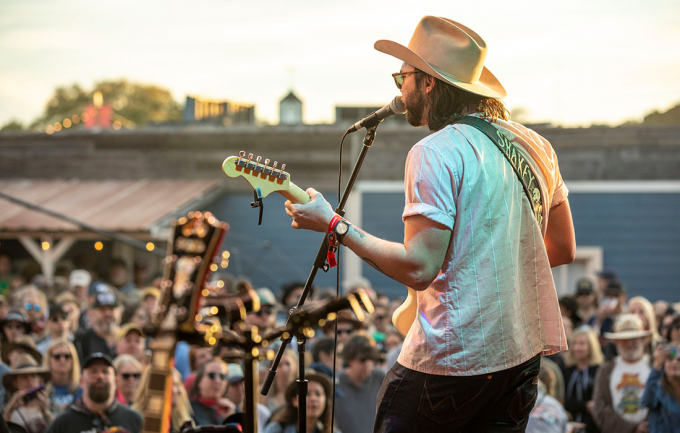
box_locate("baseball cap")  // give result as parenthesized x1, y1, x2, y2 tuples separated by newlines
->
(604, 280, 626, 296)
(115, 323, 144, 343)
(596, 269, 618, 280)
(70, 269, 92, 288)
(140, 287, 160, 300)
(226, 363, 245, 383)
(83, 352, 114, 370)
(575, 278, 594, 295)
(88, 281, 112, 297)
(256, 288, 277, 307)
(93, 291, 118, 308)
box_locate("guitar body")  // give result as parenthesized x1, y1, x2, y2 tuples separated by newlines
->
(392, 287, 417, 336)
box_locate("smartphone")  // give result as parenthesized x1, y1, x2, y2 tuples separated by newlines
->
(22, 383, 45, 404)
(669, 345, 678, 360)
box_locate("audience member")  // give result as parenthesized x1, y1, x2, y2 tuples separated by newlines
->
(591, 280, 628, 359)
(139, 287, 160, 318)
(121, 302, 150, 328)
(384, 329, 404, 370)
(2, 353, 56, 432)
(277, 281, 309, 326)
(310, 337, 340, 378)
(334, 333, 385, 433)
(45, 352, 143, 433)
(36, 304, 72, 354)
(133, 259, 149, 288)
(575, 278, 598, 324)
(320, 311, 361, 344)
(16, 286, 48, 336)
(108, 258, 137, 295)
(642, 343, 680, 431)
(662, 316, 680, 345)
(74, 291, 119, 360)
(560, 295, 583, 329)
(0, 310, 31, 344)
(183, 345, 214, 391)
(2, 334, 43, 368)
(68, 269, 91, 303)
(189, 358, 235, 425)
(244, 288, 277, 335)
(369, 303, 391, 352)
(114, 323, 146, 363)
(526, 379, 571, 433)
(112, 354, 142, 406)
(628, 296, 663, 350)
(592, 314, 651, 433)
(53, 292, 83, 336)
(596, 269, 619, 295)
(223, 362, 271, 433)
(0, 295, 9, 321)
(261, 349, 298, 412)
(564, 326, 604, 433)
(43, 339, 81, 411)
(265, 370, 334, 433)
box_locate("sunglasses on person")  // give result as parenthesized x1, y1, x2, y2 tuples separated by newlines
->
(121, 373, 141, 380)
(337, 328, 353, 335)
(392, 70, 421, 90)
(4, 322, 25, 331)
(51, 353, 72, 361)
(50, 313, 68, 322)
(24, 302, 41, 312)
(254, 307, 274, 317)
(206, 372, 228, 381)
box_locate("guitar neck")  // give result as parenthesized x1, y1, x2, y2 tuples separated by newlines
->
(140, 335, 176, 433)
(277, 181, 309, 204)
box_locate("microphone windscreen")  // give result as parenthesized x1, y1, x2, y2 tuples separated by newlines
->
(390, 96, 406, 114)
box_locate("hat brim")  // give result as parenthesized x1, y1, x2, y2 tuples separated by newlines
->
(1, 343, 43, 365)
(604, 330, 652, 340)
(2, 367, 51, 393)
(375, 39, 507, 99)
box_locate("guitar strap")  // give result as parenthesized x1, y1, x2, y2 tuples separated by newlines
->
(452, 116, 544, 227)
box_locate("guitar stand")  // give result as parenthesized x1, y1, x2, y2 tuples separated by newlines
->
(260, 124, 380, 433)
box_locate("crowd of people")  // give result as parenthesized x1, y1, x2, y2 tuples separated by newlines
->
(0, 253, 678, 433)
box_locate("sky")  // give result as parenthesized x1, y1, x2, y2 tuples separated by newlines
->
(1, 0, 679, 128)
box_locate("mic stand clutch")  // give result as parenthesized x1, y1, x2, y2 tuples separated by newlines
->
(261, 125, 380, 433)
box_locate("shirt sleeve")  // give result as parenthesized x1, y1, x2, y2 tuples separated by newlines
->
(402, 143, 456, 230)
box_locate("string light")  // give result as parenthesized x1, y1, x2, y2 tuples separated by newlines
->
(46, 125, 54, 135)
(94, 242, 103, 251)
(146, 242, 155, 251)
(41, 241, 50, 250)
(63, 118, 72, 128)
(53, 122, 62, 132)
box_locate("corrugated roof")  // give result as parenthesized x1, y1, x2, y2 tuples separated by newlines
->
(0, 179, 219, 232)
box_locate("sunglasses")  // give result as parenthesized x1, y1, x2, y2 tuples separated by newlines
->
(121, 373, 141, 380)
(254, 308, 274, 317)
(206, 372, 228, 381)
(51, 353, 72, 361)
(4, 323, 25, 330)
(337, 329, 353, 335)
(392, 70, 421, 90)
(24, 302, 41, 312)
(50, 314, 68, 322)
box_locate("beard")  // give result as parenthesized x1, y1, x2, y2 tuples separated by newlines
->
(88, 381, 111, 403)
(403, 85, 427, 128)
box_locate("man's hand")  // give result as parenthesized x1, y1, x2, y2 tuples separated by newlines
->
(284, 188, 336, 233)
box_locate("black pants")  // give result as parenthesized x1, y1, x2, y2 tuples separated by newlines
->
(373, 355, 541, 433)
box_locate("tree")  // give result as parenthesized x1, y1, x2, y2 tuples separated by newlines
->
(30, 79, 182, 130)
(643, 103, 680, 125)
(0, 120, 24, 132)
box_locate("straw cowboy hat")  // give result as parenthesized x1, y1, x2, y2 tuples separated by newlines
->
(374, 16, 507, 99)
(1, 334, 43, 365)
(604, 314, 652, 340)
(2, 353, 51, 394)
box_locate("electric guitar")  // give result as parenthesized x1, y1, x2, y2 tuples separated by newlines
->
(222, 151, 415, 336)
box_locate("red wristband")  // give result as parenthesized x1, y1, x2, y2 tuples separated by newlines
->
(327, 215, 341, 247)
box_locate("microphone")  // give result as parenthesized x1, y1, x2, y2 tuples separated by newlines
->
(346, 96, 406, 133)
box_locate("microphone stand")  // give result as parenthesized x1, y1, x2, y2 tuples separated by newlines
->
(261, 125, 380, 433)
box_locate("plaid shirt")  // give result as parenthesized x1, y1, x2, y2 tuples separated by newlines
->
(397, 117, 568, 376)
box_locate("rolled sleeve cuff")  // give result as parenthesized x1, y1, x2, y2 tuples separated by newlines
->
(551, 182, 569, 208)
(403, 202, 455, 230)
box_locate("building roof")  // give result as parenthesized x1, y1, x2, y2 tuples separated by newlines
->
(0, 179, 219, 234)
(281, 91, 301, 103)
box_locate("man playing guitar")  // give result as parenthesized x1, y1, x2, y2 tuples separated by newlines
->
(284, 16, 576, 433)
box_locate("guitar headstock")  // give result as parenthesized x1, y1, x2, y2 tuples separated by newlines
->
(222, 151, 295, 200)
(154, 211, 229, 338)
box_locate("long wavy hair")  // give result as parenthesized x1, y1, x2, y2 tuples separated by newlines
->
(565, 326, 604, 367)
(416, 72, 509, 132)
(43, 338, 81, 395)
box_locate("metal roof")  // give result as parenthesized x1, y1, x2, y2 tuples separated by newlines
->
(0, 179, 219, 233)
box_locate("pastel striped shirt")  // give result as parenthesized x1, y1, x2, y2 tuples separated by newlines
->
(397, 117, 568, 376)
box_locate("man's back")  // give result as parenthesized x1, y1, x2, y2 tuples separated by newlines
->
(398, 119, 568, 376)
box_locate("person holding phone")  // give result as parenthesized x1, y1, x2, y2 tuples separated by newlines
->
(642, 343, 680, 431)
(1, 353, 56, 433)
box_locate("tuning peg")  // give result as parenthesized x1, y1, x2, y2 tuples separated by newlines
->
(239, 151, 245, 157)
(281, 163, 286, 172)
(248, 153, 254, 160)
(272, 161, 278, 169)
(256, 156, 262, 163)
(264, 158, 270, 166)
